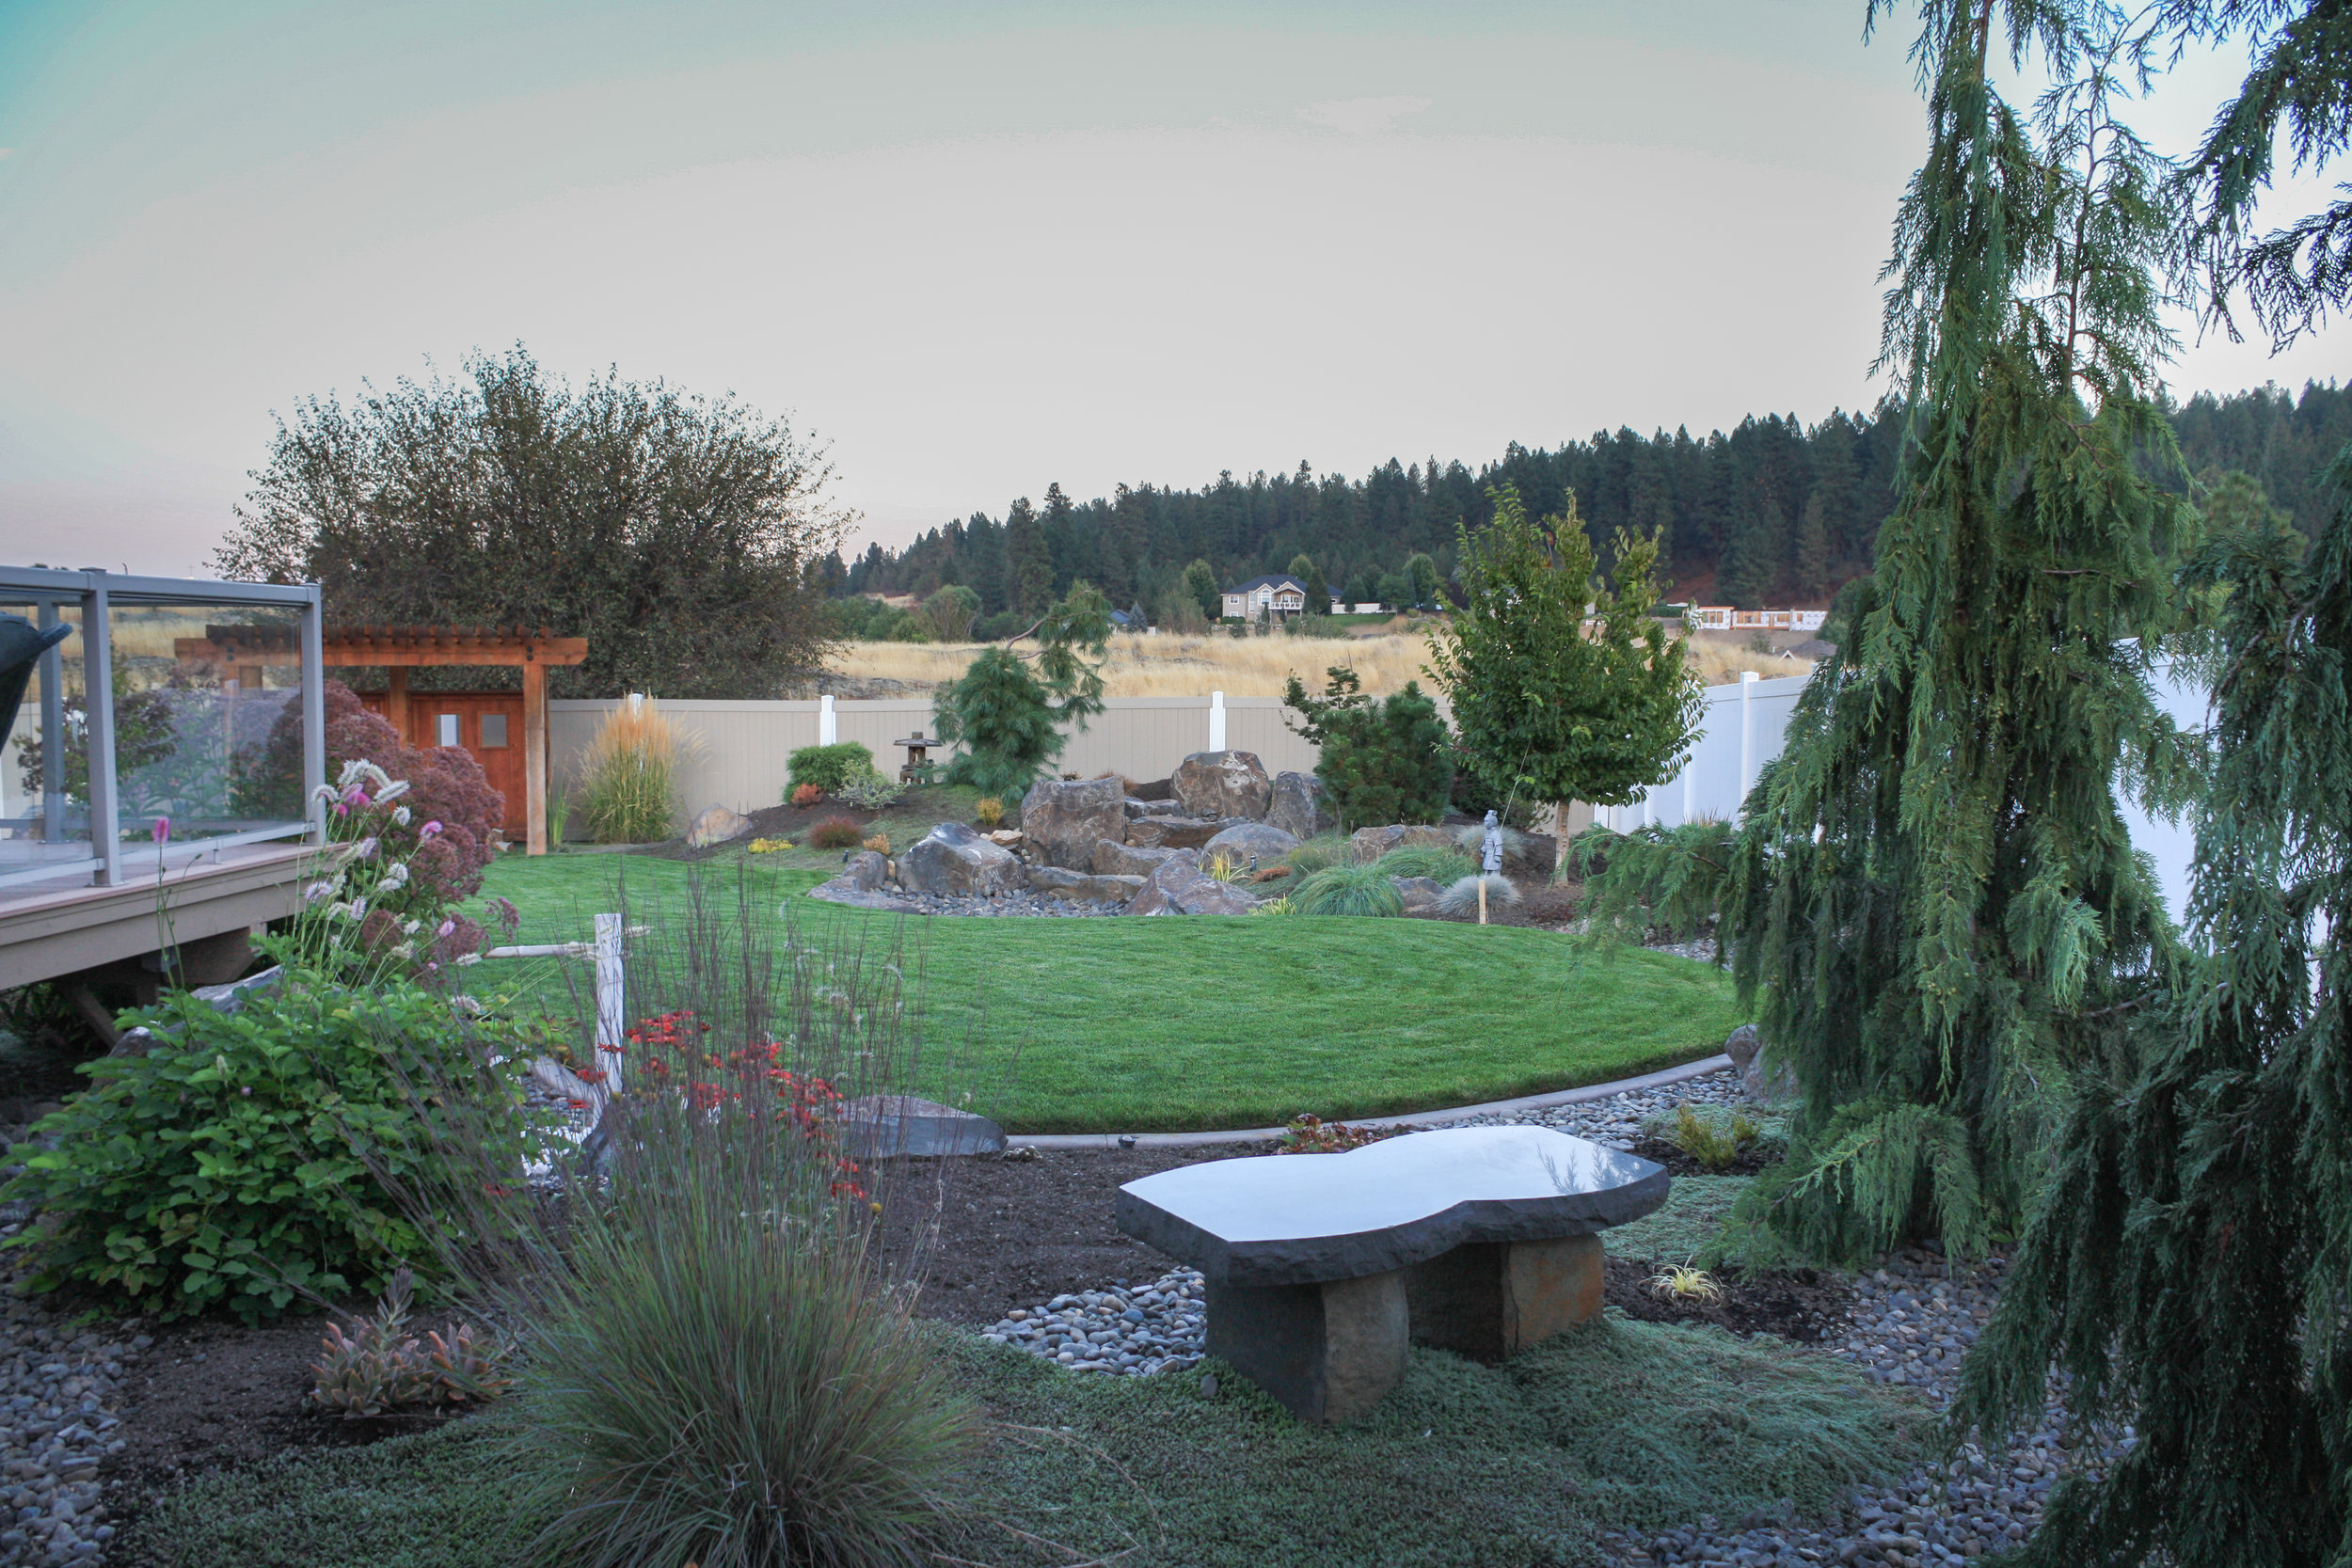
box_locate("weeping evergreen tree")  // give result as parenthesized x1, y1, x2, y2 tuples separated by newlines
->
(1717, 1, 2195, 1262)
(1946, 4, 2352, 1561)
(932, 584, 1111, 797)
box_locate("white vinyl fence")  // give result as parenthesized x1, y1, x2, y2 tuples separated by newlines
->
(549, 694, 1327, 821)
(1599, 661, 2211, 922)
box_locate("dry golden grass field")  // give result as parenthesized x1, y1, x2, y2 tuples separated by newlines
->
(828, 626, 1813, 696)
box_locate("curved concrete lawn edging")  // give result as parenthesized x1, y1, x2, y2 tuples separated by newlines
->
(1015, 1053, 1735, 1150)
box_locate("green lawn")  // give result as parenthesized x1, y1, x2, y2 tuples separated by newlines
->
(464, 851, 1743, 1134)
(119, 1318, 1915, 1568)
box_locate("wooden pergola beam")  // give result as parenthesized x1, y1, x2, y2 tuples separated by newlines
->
(174, 625, 589, 857)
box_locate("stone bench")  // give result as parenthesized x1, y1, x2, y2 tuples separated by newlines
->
(1115, 1126, 1668, 1422)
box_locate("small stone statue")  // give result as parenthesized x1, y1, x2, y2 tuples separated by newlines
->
(1480, 810, 1504, 874)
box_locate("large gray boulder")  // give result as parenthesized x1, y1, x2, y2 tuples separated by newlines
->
(1172, 751, 1273, 821)
(1123, 796, 1182, 820)
(687, 803, 751, 848)
(1125, 857, 1259, 916)
(1349, 823, 1459, 861)
(845, 848, 889, 891)
(1095, 839, 1198, 878)
(1020, 776, 1128, 870)
(1126, 815, 1226, 850)
(843, 1095, 1006, 1157)
(1267, 771, 1334, 840)
(1026, 865, 1148, 905)
(899, 821, 1025, 897)
(1724, 1023, 1795, 1102)
(1202, 820, 1300, 866)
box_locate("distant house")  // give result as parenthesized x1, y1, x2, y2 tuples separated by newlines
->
(1220, 574, 1309, 620)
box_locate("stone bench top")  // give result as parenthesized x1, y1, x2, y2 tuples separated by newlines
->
(1115, 1126, 1668, 1288)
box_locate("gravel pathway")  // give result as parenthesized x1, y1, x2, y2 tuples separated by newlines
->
(0, 1235, 143, 1567)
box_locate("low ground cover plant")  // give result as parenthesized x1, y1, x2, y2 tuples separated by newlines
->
(307, 1267, 513, 1417)
(787, 741, 877, 795)
(1, 974, 544, 1323)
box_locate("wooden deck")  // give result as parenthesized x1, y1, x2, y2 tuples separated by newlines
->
(0, 843, 320, 991)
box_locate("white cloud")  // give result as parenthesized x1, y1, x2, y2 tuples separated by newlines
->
(1295, 96, 1432, 136)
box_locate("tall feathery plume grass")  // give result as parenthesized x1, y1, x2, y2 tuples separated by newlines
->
(362, 867, 982, 1568)
(578, 696, 686, 844)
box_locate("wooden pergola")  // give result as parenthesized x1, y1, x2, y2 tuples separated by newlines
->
(178, 625, 588, 855)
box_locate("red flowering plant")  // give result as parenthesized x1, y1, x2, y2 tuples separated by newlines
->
(615, 1009, 867, 1198)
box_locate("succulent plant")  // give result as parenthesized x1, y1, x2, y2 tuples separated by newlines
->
(307, 1268, 512, 1417)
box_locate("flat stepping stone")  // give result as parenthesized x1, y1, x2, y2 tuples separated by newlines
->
(1117, 1126, 1667, 1422)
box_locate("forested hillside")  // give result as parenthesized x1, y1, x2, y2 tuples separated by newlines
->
(830, 380, 2347, 624)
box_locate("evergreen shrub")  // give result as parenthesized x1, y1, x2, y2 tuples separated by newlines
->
(787, 742, 878, 795)
(1280, 666, 1453, 828)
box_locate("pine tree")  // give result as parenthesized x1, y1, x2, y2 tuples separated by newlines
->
(1182, 559, 1220, 621)
(1944, 4, 2352, 1560)
(933, 583, 1112, 796)
(1288, 553, 1329, 615)
(1717, 1, 2194, 1262)
(1792, 491, 1836, 600)
(1430, 483, 1703, 866)
(1004, 498, 1053, 617)
(1713, 497, 1781, 608)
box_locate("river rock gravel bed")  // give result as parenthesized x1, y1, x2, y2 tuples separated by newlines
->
(977, 1267, 1208, 1376)
(1463, 1064, 1752, 1148)
(0, 1234, 142, 1568)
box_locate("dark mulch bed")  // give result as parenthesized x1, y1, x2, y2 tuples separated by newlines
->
(106, 1311, 452, 1496)
(1602, 1256, 1850, 1342)
(1625, 1135, 1782, 1179)
(883, 1144, 1838, 1344)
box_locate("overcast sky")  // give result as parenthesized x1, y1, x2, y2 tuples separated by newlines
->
(0, 0, 2340, 577)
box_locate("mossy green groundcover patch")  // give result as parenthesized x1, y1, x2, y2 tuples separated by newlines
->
(121, 1316, 1916, 1568)
(464, 855, 1743, 1133)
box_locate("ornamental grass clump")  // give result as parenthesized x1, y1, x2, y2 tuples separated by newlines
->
(383, 875, 980, 1568)
(579, 697, 685, 844)
(1438, 873, 1521, 918)
(808, 816, 866, 850)
(1378, 843, 1476, 883)
(1288, 859, 1405, 918)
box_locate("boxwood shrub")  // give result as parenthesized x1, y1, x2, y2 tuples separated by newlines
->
(787, 742, 878, 796)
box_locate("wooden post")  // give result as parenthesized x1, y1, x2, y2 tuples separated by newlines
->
(523, 658, 548, 855)
(386, 666, 410, 745)
(1478, 877, 1489, 926)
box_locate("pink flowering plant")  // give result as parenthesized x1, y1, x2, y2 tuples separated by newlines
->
(285, 758, 510, 982)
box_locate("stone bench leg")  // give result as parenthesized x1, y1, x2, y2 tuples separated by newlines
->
(1204, 1270, 1408, 1423)
(1404, 1233, 1604, 1363)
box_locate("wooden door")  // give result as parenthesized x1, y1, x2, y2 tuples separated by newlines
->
(355, 690, 526, 838)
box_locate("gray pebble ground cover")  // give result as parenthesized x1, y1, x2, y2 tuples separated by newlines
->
(0, 1227, 140, 1568)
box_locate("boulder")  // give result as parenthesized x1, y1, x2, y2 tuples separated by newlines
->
(1129, 775, 1175, 802)
(1027, 865, 1148, 905)
(1267, 771, 1334, 840)
(846, 848, 889, 891)
(1095, 839, 1199, 878)
(1349, 823, 1459, 861)
(842, 1095, 1007, 1157)
(1724, 1024, 1795, 1102)
(1123, 796, 1182, 820)
(686, 803, 752, 848)
(1019, 776, 1129, 870)
(1391, 875, 1445, 913)
(1202, 821, 1300, 866)
(1172, 751, 1273, 821)
(1125, 857, 1259, 917)
(1126, 816, 1226, 850)
(899, 821, 1025, 897)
